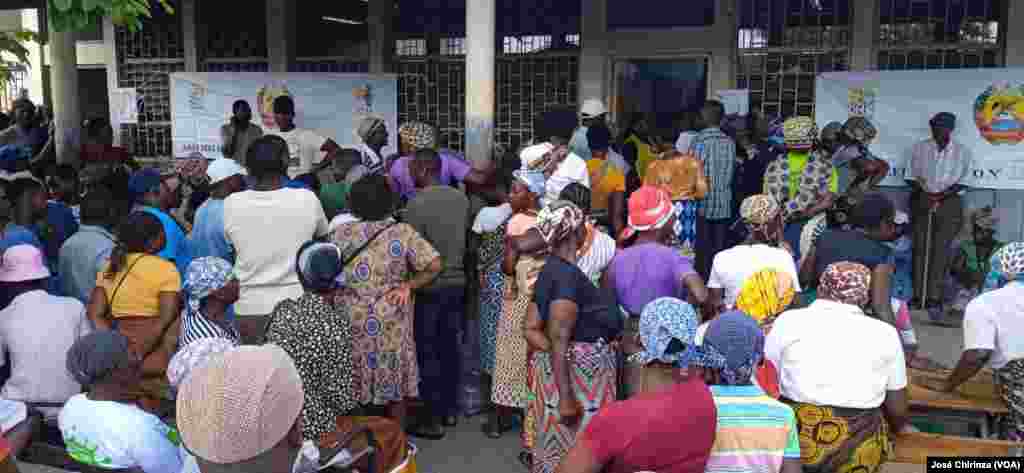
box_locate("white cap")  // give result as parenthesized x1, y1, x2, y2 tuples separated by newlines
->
(519, 143, 554, 168)
(206, 158, 247, 185)
(580, 99, 607, 118)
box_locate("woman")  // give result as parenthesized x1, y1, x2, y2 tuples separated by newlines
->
(178, 257, 239, 347)
(557, 183, 616, 286)
(765, 262, 908, 473)
(948, 207, 1004, 317)
(86, 212, 180, 412)
(488, 168, 546, 445)
(923, 243, 1024, 440)
(525, 201, 622, 473)
(707, 194, 800, 312)
(734, 268, 796, 398)
(266, 241, 359, 441)
(643, 151, 707, 259)
(59, 331, 183, 473)
(333, 175, 442, 426)
(621, 114, 657, 183)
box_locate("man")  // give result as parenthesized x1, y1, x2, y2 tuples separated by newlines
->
(220, 99, 263, 165)
(268, 95, 340, 179)
(389, 121, 495, 201)
(356, 116, 390, 175)
(701, 312, 802, 473)
(694, 100, 737, 278)
(0, 98, 51, 164)
(190, 158, 246, 263)
(554, 297, 716, 473)
(908, 112, 972, 317)
(569, 98, 609, 161)
(129, 168, 188, 274)
(177, 345, 306, 473)
(0, 244, 92, 420)
(224, 135, 329, 344)
(1, 178, 47, 253)
(59, 189, 117, 304)
(403, 148, 471, 439)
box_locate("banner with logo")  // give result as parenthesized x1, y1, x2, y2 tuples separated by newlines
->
(169, 72, 398, 160)
(815, 69, 1024, 190)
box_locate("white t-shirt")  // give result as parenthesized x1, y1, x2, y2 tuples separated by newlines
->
(268, 128, 327, 178)
(707, 244, 801, 307)
(58, 394, 183, 473)
(676, 131, 698, 154)
(764, 299, 907, 409)
(963, 281, 1024, 369)
(224, 187, 329, 315)
(544, 152, 591, 205)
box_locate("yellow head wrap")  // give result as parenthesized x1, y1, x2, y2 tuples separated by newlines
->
(735, 269, 796, 328)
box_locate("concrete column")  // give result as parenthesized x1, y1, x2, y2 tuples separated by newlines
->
(102, 15, 121, 146)
(368, 0, 395, 73)
(266, 0, 296, 73)
(181, 0, 199, 72)
(48, 19, 80, 164)
(464, 0, 495, 163)
(849, 0, 880, 71)
(578, 0, 608, 106)
(708, 0, 738, 96)
(1006, 0, 1024, 66)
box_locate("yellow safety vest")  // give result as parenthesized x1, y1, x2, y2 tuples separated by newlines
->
(624, 134, 656, 180)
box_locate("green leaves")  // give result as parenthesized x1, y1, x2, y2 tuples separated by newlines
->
(48, 0, 174, 33)
(0, 29, 38, 93)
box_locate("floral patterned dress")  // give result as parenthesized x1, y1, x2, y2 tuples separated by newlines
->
(477, 221, 508, 376)
(334, 219, 440, 406)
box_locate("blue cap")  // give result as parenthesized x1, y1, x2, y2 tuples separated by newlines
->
(0, 145, 30, 173)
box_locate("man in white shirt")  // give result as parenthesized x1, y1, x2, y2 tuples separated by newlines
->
(267, 96, 341, 179)
(224, 135, 329, 343)
(356, 116, 389, 175)
(907, 112, 973, 316)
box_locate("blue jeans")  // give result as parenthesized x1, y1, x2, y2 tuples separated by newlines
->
(414, 285, 465, 419)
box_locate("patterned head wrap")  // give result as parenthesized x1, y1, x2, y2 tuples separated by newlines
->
(818, 262, 871, 307)
(512, 169, 546, 196)
(176, 154, 211, 187)
(535, 200, 585, 246)
(182, 257, 234, 322)
(739, 194, 780, 226)
(167, 337, 237, 388)
(971, 206, 998, 230)
(357, 117, 386, 142)
(631, 297, 726, 369)
(398, 121, 437, 150)
(783, 117, 818, 151)
(983, 242, 1024, 293)
(842, 116, 878, 144)
(702, 311, 765, 385)
(735, 269, 796, 328)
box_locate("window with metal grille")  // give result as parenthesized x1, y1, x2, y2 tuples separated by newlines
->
(396, 39, 427, 57)
(877, 0, 1003, 70)
(564, 34, 580, 47)
(440, 38, 466, 56)
(503, 35, 552, 54)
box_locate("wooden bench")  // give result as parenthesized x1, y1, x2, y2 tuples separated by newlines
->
(891, 431, 1023, 462)
(907, 369, 1008, 438)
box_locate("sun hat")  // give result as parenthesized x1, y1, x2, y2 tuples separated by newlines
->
(177, 344, 304, 464)
(167, 337, 237, 389)
(0, 244, 50, 282)
(206, 158, 247, 185)
(621, 185, 674, 240)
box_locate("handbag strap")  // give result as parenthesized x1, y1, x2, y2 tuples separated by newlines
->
(107, 254, 146, 311)
(343, 222, 397, 269)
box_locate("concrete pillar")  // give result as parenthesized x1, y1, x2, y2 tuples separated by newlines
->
(48, 20, 80, 164)
(464, 0, 495, 163)
(181, 0, 199, 72)
(102, 15, 121, 146)
(578, 0, 608, 107)
(708, 0, 738, 96)
(368, 0, 395, 73)
(849, 0, 880, 71)
(1006, 0, 1024, 66)
(266, 0, 296, 73)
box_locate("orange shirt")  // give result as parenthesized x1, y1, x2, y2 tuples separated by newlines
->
(587, 159, 626, 211)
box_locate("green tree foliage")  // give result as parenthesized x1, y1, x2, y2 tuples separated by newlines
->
(0, 30, 39, 92)
(49, 0, 175, 33)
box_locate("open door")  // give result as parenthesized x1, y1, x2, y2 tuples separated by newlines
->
(611, 58, 709, 139)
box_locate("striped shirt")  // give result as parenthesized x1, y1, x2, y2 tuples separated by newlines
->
(705, 385, 800, 473)
(577, 227, 616, 286)
(694, 127, 736, 220)
(180, 307, 239, 347)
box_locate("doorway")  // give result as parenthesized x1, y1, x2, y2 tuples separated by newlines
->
(612, 58, 708, 139)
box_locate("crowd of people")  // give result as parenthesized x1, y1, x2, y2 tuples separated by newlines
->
(0, 91, 1017, 473)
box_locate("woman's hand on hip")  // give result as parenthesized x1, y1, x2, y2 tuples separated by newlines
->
(385, 283, 413, 307)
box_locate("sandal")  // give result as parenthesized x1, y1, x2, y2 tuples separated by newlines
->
(406, 422, 445, 440)
(482, 421, 502, 439)
(518, 451, 532, 470)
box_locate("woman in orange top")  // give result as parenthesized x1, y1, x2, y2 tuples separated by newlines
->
(585, 126, 627, 236)
(643, 151, 708, 258)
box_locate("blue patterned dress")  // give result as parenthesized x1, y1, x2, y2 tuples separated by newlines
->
(477, 221, 507, 375)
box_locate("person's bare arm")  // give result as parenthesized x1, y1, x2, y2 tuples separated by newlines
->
(555, 440, 603, 473)
(882, 388, 909, 433)
(386, 257, 443, 307)
(502, 235, 519, 276)
(313, 139, 342, 171)
(139, 292, 181, 357)
(524, 303, 551, 352)
(548, 300, 580, 425)
(462, 159, 496, 187)
(514, 229, 547, 254)
(86, 286, 113, 331)
(799, 247, 817, 288)
(608, 191, 625, 238)
(706, 288, 724, 321)
(870, 264, 897, 326)
(936, 349, 992, 393)
(683, 273, 708, 307)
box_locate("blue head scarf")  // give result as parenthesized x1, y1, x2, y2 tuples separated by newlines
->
(702, 311, 764, 385)
(983, 242, 1024, 293)
(630, 297, 725, 369)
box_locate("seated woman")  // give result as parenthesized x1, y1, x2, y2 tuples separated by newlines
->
(765, 262, 908, 473)
(733, 268, 797, 398)
(179, 257, 239, 347)
(59, 331, 183, 473)
(265, 241, 359, 442)
(923, 243, 1024, 440)
(947, 206, 1004, 318)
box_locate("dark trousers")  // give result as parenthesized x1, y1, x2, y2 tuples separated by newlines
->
(911, 194, 963, 304)
(414, 285, 465, 419)
(696, 217, 732, 280)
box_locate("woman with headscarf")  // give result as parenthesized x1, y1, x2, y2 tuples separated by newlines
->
(178, 257, 239, 347)
(762, 117, 838, 263)
(59, 331, 183, 473)
(486, 167, 546, 446)
(642, 150, 707, 258)
(524, 201, 622, 473)
(922, 242, 1024, 440)
(730, 268, 798, 399)
(707, 195, 800, 313)
(266, 241, 358, 441)
(765, 262, 908, 473)
(332, 175, 442, 428)
(948, 206, 1005, 317)
(389, 121, 494, 202)
(355, 117, 389, 175)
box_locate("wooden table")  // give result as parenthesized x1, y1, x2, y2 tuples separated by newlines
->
(908, 368, 1008, 437)
(889, 431, 1022, 465)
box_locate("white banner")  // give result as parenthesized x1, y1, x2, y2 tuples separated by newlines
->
(170, 72, 398, 161)
(815, 69, 1024, 190)
(714, 89, 750, 116)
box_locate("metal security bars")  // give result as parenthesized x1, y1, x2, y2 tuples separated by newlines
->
(877, 0, 1003, 70)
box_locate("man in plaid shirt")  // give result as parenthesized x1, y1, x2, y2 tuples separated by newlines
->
(694, 100, 737, 278)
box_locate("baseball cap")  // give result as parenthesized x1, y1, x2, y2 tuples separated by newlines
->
(0, 244, 51, 282)
(206, 158, 248, 185)
(580, 99, 607, 118)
